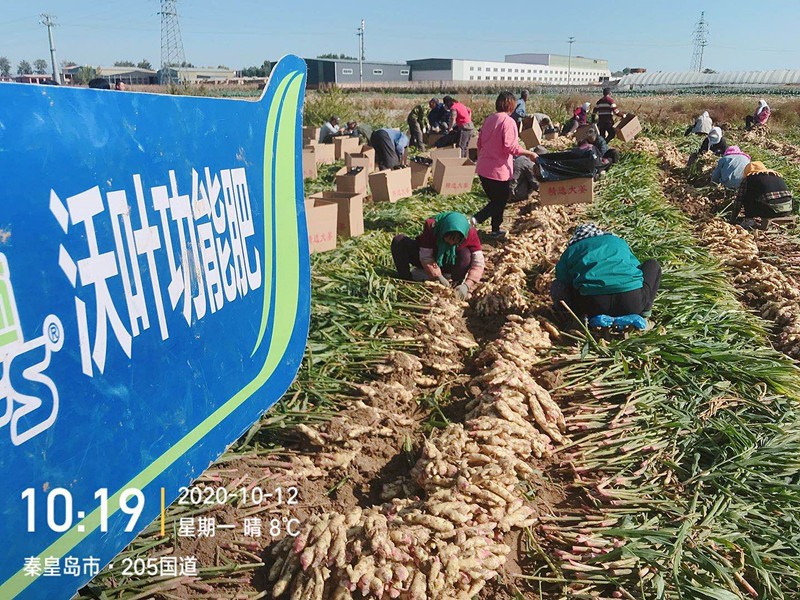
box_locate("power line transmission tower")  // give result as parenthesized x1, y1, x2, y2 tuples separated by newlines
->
(690, 11, 708, 72)
(159, 0, 186, 84)
(40, 14, 62, 84)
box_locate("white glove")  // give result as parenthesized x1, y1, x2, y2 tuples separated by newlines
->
(437, 275, 450, 287)
(455, 283, 469, 301)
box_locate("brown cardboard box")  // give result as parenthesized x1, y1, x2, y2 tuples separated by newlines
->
(409, 159, 433, 189)
(467, 135, 479, 161)
(430, 146, 463, 181)
(305, 141, 335, 164)
(615, 114, 642, 142)
(429, 146, 462, 160)
(302, 147, 317, 179)
(521, 116, 543, 141)
(432, 158, 476, 196)
(520, 125, 542, 149)
(333, 136, 361, 160)
(304, 198, 338, 253)
(345, 153, 372, 173)
(309, 191, 365, 238)
(369, 168, 413, 203)
(335, 166, 368, 194)
(360, 145, 376, 169)
(303, 127, 321, 143)
(538, 178, 594, 206)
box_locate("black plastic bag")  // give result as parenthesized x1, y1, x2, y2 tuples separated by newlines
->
(536, 150, 597, 182)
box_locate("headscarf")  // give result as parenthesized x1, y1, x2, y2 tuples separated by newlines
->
(723, 145, 750, 159)
(701, 111, 709, 118)
(707, 127, 722, 145)
(744, 161, 779, 178)
(432, 212, 470, 266)
(568, 223, 606, 246)
(756, 99, 769, 116)
(582, 102, 591, 111)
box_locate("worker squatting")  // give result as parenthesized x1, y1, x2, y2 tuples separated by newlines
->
(50, 166, 263, 378)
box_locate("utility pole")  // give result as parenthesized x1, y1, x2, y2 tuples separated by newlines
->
(40, 14, 62, 84)
(356, 19, 365, 87)
(690, 12, 708, 72)
(567, 36, 575, 87)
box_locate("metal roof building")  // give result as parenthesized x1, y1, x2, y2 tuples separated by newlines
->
(619, 69, 800, 90)
(304, 58, 410, 86)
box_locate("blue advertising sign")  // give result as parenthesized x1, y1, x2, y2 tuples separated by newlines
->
(0, 55, 310, 598)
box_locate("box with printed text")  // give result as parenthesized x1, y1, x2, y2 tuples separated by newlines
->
(309, 191, 365, 239)
(369, 168, 413, 203)
(432, 158, 476, 196)
(304, 198, 338, 253)
(538, 177, 594, 206)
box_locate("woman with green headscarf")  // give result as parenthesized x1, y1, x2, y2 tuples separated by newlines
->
(391, 211, 485, 300)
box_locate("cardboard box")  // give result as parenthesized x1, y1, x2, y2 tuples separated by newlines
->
(305, 141, 335, 164)
(429, 146, 462, 160)
(360, 145, 376, 167)
(615, 114, 642, 142)
(409, 158, 433, 189)
(334, 136, 361, 160)
(302, 147, 317, 179)
(430, 146, 463, 181)
(521, 116, 543, 141)
(538, 178, 594, 206)
(304, 198, 338, 253)
(308, 191, 365, 238)
(335, 166, 368, 195)
(520, 125, 542, 149)
(369, 168, 413, 203)
(432, 158, 476, 196)
(345, 153, 372, 173)
(467, 135, 479, 161)
(303, 126, 321, 143)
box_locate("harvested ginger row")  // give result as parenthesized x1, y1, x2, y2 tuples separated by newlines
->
(268, 317, 565, 599)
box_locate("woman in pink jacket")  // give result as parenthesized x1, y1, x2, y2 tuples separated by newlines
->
(472, 92, 539, 237)
(745, 99, 770, 130)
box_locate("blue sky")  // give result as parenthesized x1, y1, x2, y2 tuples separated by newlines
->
(3, 0, 799, 73)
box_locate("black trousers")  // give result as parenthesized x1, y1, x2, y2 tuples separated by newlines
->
(552, 259, 662, 317)
(407, 116, 425, 150)
(475, 176, 511, 231)
(434, 126, 472, 158)
(370, 129, 400, 170)
(391, 234, 471, 281)
(597, 117, 616, 142)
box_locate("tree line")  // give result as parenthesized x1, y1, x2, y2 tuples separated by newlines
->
(0, 56, 276, 82)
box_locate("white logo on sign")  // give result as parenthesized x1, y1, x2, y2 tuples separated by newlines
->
(0, 253, 64, 445)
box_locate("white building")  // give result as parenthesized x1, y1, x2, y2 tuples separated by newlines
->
(407, 54, 610, 85)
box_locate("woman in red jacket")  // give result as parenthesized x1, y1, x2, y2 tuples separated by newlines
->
(391, 211, 485, 300)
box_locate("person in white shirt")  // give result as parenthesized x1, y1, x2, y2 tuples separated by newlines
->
(319, 116, 340, 143)
(684, 111, 712, 136)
